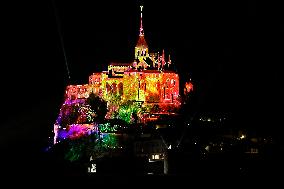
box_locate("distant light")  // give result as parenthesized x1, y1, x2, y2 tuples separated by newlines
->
(205, 145, 209, 151)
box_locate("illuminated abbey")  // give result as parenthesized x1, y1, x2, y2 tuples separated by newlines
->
(65, 6, 180, 107)
(53, 6, 192, 144)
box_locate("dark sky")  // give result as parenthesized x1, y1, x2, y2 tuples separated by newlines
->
(0, 0, 282, 163)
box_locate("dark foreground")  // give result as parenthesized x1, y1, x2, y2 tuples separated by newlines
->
(2, 140, 283, 182)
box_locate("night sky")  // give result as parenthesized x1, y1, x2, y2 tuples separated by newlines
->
(1, 0, 282, 171)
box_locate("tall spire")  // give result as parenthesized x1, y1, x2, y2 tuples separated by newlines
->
(135, 5, 149, 61)
(139, 5, 144, 36)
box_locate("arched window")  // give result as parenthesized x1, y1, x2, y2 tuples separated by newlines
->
(118, 82, 123, 95)
(111, 83, 117, 95)
(106, 83, 111, 94)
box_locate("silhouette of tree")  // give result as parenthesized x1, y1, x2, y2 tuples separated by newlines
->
(86, 92, 108, 123)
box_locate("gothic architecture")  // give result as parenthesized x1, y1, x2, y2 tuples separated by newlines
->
(53, 6, 185, 144)
(64, 6, 180, 106)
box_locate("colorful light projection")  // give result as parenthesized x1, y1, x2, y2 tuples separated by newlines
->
(62, 3, 181, 108)
(54, 94, 126, 143)
(53, 4, 193, 145)
(100, 133, 119, 149)
(54, 98, 97, 143)
(64, 132, 120, 162)
(117, 100, 141, 124)
(56, 70, 182, 139)
(98, 123, 119, 133)
(56, 124, 96, 141)
(55, 99, 94, 128)
(184, 81, 193, 94)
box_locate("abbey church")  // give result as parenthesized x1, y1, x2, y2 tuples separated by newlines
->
(64, 6, 180, 106)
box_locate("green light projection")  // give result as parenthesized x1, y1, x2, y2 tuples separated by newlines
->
(64, 132, 120, 162)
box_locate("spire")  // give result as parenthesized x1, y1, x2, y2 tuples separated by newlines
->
(136, 5, 148, 49)
(139, 5, 144, 36)
(168, 54, 172, 67)
(135, 5, 149, 61)
(161, 49, 165, 68)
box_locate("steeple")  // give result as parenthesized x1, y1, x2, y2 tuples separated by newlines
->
(139, 5, 144, 36)
(135, 5, 149, 62)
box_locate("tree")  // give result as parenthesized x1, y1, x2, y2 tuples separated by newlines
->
(86, 92, 108, 123)
(57, 104, 80, 128)
(118, 100, 141, 124)
(63, 132, 109, 162)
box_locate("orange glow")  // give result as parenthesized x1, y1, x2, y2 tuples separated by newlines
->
(184, 82, 193, 95)
(58, 4, 190, 131)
